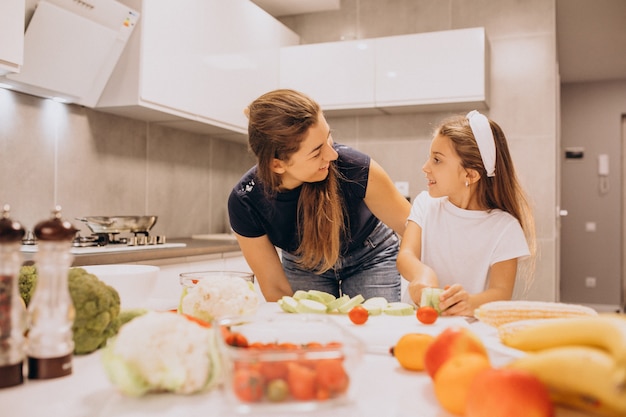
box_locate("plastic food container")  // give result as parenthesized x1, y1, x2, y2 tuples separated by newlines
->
(217, 314, 365, 413)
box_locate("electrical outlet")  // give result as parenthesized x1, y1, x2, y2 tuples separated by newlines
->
(585, 277, 597, 288)
(395, 181, 409, 197)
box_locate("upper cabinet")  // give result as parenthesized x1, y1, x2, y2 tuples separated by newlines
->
(280, 27, 490, 115)
(280, 39, 378, 116)
(97, 0, 299, 138)
(0, 0, 25, 75)
(375, 28, 489, 113)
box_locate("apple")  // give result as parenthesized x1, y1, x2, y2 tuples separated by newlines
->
(466, 368, 554, 417)
(423, 326, 488, 379)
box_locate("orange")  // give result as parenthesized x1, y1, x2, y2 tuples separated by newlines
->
(433, 352, 492, 415)
(391, 333, 435, 371)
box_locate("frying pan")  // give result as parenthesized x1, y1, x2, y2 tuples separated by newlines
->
(77, 216, 158, 234)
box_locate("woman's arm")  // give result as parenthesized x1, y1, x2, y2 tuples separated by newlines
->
(363, 159, 412, 237)
(234, 233, 293, 302)
(396, 220, 439, 304)
(439, 258, 518, 316)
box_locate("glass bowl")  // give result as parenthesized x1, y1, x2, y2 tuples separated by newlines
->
(216, 314, 365, 413)
(179, 270, 254, 287)
(177, 271, 258, 323)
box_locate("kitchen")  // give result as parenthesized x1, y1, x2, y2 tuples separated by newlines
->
(1, 0, 625, 310)
(0, 0, 625, 415)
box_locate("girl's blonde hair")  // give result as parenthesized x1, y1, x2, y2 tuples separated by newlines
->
(436, 114, 537, 294)
(246, 89, 345, 273)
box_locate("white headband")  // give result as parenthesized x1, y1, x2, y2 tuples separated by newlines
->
(466, 110, 496, 177)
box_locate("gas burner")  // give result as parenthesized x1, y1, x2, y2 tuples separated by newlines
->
(72, 232, 167, 247)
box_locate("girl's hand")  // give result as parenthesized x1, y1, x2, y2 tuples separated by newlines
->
(408, 280, 431, 307)
(439, 284, 473, 316)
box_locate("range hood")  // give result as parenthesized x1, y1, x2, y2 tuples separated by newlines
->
(0, 0, 139, 107)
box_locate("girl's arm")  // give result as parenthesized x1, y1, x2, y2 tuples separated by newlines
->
(439, 258, 518, 316)
(363, 159, 412, 237)
(234, 233, 293, 302)
(396, 220, 439, 304)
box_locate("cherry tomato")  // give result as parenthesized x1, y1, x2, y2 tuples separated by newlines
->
(348, 305, 369, 325)
(416, 306, 438, 325)
(232, 368, 264, 402)
(287, 362, 316, 400)
(225, 331, 249, 347)
(315, 358, 349, 395)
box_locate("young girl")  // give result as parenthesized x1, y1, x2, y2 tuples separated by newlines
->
(228, 89, 411, 302)
(397, 111, 536, 316)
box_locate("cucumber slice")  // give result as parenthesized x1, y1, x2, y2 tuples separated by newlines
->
(326, 294, 350, 312)
(307, 290, 336, 304)
(292, 290, 311, 301)
(295, 299, 328, 314)
(383, 302, 415, 316)
(420, 287, 444, 313)
(278, 296, 298, 313)
(362, 297, 389, 316)
(337, 294, 365, 314)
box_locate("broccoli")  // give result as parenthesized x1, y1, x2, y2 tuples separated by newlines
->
(18, 264, 38, 306)
(18, 266, 122, 355)
(68, 268, 121, 354)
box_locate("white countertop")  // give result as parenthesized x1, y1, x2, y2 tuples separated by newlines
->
(0, 303, 592, 417)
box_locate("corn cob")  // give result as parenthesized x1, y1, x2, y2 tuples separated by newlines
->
(473, 300, 598, 327)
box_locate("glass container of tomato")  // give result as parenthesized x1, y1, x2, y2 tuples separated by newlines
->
(216, 313, 365, 413)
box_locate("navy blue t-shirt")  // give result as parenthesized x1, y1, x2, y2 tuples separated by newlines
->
(227, 144, 379, 255)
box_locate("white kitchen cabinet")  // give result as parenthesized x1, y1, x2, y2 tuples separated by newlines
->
(375, 28, 489, 113)
(278, 27, 489, 115)
(0, 0, 25, 75)
(280, 39, 379, 116)
(97, 0, 299, 138)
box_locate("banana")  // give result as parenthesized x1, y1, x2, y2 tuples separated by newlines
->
(508, 346, 626, 417)
(499, 314, 626, 376)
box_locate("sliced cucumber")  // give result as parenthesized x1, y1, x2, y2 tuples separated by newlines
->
(337, 294, 365, 314)
(383, 302, 415, 316)
(278, 296, 298, 313)
(326, 294, 350, 312)
(362, 297, 389, 316)
(307, 289, 336, 304)
(420, 287, 444, 313)
(295, 298, 328, 314)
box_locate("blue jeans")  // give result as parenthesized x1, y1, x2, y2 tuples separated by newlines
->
(281, 221, 402, 302)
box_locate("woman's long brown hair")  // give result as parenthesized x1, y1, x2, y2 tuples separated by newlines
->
(247, 89, 345, 273)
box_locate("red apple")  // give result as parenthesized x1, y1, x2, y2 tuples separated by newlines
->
(466, 368, 554, 417)
(423, 326, 488, 379)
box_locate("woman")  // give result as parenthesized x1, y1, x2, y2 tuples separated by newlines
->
(228, 89, 411, 302)
(397, 111, 536, 316)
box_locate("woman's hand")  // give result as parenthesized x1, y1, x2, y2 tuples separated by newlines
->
(439, 284, 473, 316)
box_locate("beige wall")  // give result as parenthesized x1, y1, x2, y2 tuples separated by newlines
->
(0, 90, 256, 238)
(0, 0, 558, 301)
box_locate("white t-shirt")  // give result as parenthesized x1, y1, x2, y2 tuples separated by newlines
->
(402, 191, 530, 303)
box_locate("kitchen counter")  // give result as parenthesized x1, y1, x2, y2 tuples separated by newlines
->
(0, 302, 593, 417)
(21, 237, 242, 267)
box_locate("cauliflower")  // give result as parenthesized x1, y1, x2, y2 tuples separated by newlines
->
(179, 276, 259, 323)
(19, 266, 122, 355)
(101, 311, 222, 396)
